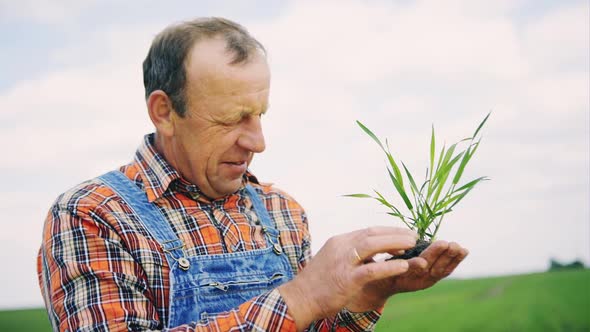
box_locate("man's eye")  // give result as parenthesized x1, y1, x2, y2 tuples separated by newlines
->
(215, 118, 238, 126)
(225, 120, 240, 126)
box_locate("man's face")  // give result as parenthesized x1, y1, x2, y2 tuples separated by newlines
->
(169, 37, 270, 199)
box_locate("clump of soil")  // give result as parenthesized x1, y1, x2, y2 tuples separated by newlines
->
(388, 239, 431, 260)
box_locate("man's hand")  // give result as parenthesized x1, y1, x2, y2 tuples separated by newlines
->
(278, 226, 418, 331)
(345, 241, 469, 312)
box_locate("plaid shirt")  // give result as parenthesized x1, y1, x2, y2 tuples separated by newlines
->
(37, 134, 381, 331)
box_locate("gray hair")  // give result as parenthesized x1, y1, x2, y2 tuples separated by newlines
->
(142, 17, 266, 117)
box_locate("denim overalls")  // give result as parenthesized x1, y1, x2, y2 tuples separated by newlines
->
(100, 171, 294, 327)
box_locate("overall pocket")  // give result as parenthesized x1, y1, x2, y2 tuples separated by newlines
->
(196, 272, 288, 323)
(201, 272, 287, 296)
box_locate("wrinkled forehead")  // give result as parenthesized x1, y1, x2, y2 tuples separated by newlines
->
(185, 37, 270, 97)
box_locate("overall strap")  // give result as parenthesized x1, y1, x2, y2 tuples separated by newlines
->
(99, 171, 187, 266)
(244, 184, 282, 254)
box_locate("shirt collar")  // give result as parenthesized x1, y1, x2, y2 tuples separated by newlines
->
(134, 133, 181, 202)
(134, 133, 260, 203)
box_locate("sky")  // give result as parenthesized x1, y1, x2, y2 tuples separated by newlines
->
(0, 0, 588, 309)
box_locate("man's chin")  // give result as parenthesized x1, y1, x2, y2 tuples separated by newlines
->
(212, 179, 245, 198)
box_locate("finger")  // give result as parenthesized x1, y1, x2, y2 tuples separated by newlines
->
(430, 242, 467, 279)
(350, 247, 381, 265)
(419, 240, 449, 269)
(352, 260, 409, 285)
(349, 226, 418, 239)
(407, 257, 428, 274)
(430, 242, 463, 278)
(396, 257, 428, 277)
(441, 247, 469, 276)
(355, 234, 417, 261)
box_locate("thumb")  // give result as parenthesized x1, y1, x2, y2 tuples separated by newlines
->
(352, 260, 409, 285)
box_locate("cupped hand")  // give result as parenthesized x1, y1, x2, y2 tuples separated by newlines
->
(278, 226, 418, 330)
(345, 240, 469, 312)
(391, 241, 468, 293)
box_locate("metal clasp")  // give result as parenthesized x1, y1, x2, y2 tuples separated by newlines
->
(262, 227, 283, 255)
(273, 241, 283, 255)
(161, 240, 191, 271)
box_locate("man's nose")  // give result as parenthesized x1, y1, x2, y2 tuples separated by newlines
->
(238, 115, 266, 153)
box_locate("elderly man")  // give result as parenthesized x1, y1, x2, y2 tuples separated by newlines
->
(38, 17, 468, 331)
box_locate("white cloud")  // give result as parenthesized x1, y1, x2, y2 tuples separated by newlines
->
(251, 0, 529, 86)
(0, 25, 156, 172)
(523, 2, 590, 72)
(0, 0, 99, 24)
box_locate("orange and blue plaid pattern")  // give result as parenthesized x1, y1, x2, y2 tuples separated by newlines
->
(37, 134, 381, 331)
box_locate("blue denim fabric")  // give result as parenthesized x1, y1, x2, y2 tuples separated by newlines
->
(100, 171, 294, 327)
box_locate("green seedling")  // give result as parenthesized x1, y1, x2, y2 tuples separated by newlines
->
(345, 113, 490, 257)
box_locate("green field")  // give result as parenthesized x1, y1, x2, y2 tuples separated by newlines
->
(0, 306, 52, 331)
(2, 270, 588, 331)
(376, 269, 590, 331)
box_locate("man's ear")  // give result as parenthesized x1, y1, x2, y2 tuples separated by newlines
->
(147, 90, 177, 137)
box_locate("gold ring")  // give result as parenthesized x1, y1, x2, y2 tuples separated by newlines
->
(352, 247, 362, 264)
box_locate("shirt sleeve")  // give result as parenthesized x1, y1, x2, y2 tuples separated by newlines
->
(37, 202, 298, 332)
(296, 211, 383, 332)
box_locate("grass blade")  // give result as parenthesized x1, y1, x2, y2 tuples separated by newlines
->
(431, 151, 464, 205)
(430, 125, 435, 179)
(447, 187, 474, 209)
(356, 120, 385, 151)
(356, 120, 406, 191)
(430, 143, 458, 195)
(386, 212, 414, 229)
(435, 150, 463, 184)
(422, 200, 436, 229)
(343, 193, 373, 198)
(402, 162, 420, 196)
(387, 168, 414, 210)
(455, 176, 488, 192)
(419, 179, 431, 195)
(440, 143, 458, 171)
(427, 144, 446, 200)
(472, 112, 491, 139)
(433, 209, 452, 217)
(452, 141, 476, 184)
(373, 190, 398, 212)
(385, 141, 404, 190)
(435, 145, 446, 175)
